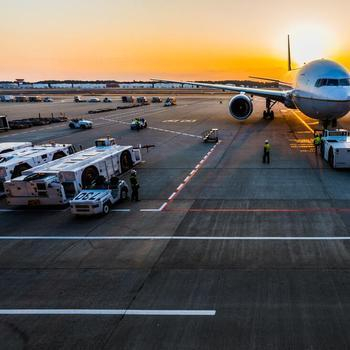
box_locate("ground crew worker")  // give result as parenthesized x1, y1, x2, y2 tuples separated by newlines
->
(130, 170, 140, 201)
(314, 134, 321, 153)
(263, 140, 271, 164)
(93, 175, 108, 189)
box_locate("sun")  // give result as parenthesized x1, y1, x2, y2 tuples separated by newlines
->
(289, 23, 336, 66)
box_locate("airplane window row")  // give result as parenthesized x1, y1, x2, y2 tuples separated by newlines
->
(315, 78, 350, 87)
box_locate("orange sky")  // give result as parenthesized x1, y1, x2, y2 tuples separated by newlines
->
(1, 0, 350, 81)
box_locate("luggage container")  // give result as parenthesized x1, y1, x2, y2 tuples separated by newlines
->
(5, 138, 142, 206)
(0, 142, 32, 154)
(0, 143, 75, 194)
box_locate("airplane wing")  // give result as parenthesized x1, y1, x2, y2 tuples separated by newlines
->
(249, 76, 293, 89)
(152, 79, 291, 103)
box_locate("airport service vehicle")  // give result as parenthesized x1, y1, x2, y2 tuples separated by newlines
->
(0, 143, 75, 193)
(152, 97, 163, 103)
(122, 96, 135, 103)
(74, 96, 87, 103)
(155, 36, 350, 128)
(70, 180, 129, 216)
(43, 97, 53, 102)
(103, 97, 112, 103)
(136, 96, 150, 105)
(130, 118, 147, 130)
(28, 96, 42, 102)
(15, 96, 28, 102)
(0, 116, 9, 131)
(69, 119, 93, 129)
(5, 138, 142, 206)
(319, 129, 350, 168)
(0, 142, 32, 154)
(88, 97, 100, 103)
(0, 95, 15, 103)
(164, 97, 176, 107)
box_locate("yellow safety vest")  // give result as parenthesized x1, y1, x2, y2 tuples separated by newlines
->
(264, 144, 271, 152)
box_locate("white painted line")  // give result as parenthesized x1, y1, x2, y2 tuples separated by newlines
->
(2, 236, 350, 241)
(183, 176, 191, 183)
(190, 170, 196, 175)
(177, 183, 185, 191)
(168, 192, 176, 200)
(139, 209, 161, 212)
(111, 209, 131, 212)
(0, 309, 216, 316)
(158, 202, 168, 211)
(195, 164, 200, 169)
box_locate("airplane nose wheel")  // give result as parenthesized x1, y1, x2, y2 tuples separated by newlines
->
(263, 98, 277, 120)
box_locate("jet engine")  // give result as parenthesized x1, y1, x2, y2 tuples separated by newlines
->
(228, 94, 253, 120)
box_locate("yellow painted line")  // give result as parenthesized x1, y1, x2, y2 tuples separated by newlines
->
(291, 111, 314, 133)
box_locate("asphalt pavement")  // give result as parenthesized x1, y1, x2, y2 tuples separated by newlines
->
(1, 95, 350, 349)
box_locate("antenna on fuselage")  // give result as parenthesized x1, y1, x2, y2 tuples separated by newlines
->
(288, 34, 292, 71)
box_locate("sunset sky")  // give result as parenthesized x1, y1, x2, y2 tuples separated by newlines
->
(1, 0, 350, 81)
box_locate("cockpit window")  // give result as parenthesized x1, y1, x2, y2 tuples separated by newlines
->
(315, 78, 350, 87)
(339, 78, 350, 86)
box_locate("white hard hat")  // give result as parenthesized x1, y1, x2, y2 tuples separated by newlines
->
(265, 140, 269, 143)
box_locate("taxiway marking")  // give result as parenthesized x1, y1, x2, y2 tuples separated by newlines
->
(162, 141, 222, 210)
(291, 111, 314, 133)
(0, 309, 216, 316)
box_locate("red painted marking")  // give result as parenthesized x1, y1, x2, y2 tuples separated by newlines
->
(164, 208, 350, 213)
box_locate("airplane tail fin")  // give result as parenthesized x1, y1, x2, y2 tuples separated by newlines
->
(288, 35, 292, 71)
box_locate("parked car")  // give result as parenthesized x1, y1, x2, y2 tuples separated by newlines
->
(88, 97, 100, 103)
(103, 97, 112, 103)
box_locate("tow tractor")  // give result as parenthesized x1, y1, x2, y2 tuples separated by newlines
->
(70, 176, 129, 216)
(164, 97, 176, 107)
(318, 129, 350, 168)
(69, 118, 93, 129)
(131, 118, 147, 130)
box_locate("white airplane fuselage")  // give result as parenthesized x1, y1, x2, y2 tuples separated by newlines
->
(291, 59, 350, 120)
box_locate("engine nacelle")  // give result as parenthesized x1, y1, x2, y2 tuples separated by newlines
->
(228, 94, 253, 120)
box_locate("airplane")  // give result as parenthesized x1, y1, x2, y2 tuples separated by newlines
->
(154, 36, 350, 128)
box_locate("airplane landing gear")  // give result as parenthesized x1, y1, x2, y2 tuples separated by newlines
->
(263, 98, 277, 120)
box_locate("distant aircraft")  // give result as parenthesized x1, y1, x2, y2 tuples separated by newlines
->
(154, 36, 350, 128)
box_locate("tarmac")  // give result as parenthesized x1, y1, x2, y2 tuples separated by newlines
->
(1, 94, 350, 349)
